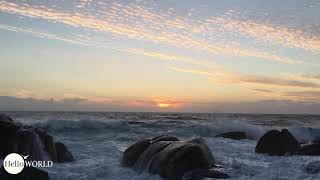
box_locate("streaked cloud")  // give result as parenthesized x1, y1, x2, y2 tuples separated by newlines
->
(171, 67, 320, 88)
(0, 0, 314, 64)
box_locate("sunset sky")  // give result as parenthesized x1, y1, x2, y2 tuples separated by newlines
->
(0, 0, 320, 113)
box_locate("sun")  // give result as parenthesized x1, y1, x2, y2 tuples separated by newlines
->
(157, 103, 172, 108)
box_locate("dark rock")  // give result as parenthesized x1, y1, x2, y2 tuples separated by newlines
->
(134, 141, 173, 172)
(149, 138, 215, 180)
(16, 129, 47, 161)
(0, 114, 74, 163)
(55, 142, 74, 162)
(151, 135, 179, 143)
(186, 169, 230, 179)
(215, 131, 247, 140)
(0, 118, 20, 158)
(0, 166, 50, 180)
(34, 129, 58, 162)
(121, 138, 152, 167)
(0, 114, 14, 123)
(305, 161, 320, 174)
(298, 143, 320, 156)
(255, 129, 300, 156)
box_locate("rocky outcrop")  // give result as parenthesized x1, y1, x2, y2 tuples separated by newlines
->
(0, 114, 74, 163)
(255, 129, 300, 156)
(215, 131, 247, 140)
(122, 136, 221, 180)
(0, 166, 50, 180)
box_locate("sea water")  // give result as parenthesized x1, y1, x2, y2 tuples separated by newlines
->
(1, 112, 320, 180)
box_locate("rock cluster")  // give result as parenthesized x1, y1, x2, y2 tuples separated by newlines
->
(122, 135, 229, 180)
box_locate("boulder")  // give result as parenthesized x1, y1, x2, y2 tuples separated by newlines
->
(0, 166, 50, 180)
(122, 136, 217, 180)
(0, 114, 14, 122)
(305, 161, 320, 174)
(55, 142, 74, 162)
(215, 131, 247, 140)
(121, 138, 152, 167)
(134, 141, 173, 173)
(298, 143, 320, 156)
(151, 135, 179, 143)
(255, 129, 300, 156)
(0, 114, 74, 163)
(185, 169, 230, 179)
(149, 138, 215, 180)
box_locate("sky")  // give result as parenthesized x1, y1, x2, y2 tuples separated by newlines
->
(0, 0, 320, 113)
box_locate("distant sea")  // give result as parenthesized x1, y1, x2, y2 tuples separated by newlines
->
(1, 112, 320, 180)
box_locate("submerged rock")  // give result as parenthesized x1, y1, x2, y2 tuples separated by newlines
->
(305, 161, 320, 174)
(0, 166, 50, 180)
(122, 136, 217, 180)
(0, 114, 74, 163)
(298, 143, 320, 156)
(255, 129, 300, 156)
(215, 131, 247, 140)
(185, 169, 230, 179)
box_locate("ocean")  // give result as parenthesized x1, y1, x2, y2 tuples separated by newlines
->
(1, 112, 320, 180)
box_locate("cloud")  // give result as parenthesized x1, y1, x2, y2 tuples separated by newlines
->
(171, 67, 320, 88)
(1, 96, 320, 114)
(0, 1, 308, 64)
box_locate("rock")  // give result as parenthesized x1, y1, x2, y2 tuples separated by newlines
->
(298, 143, 320, 156)
(151, 135, 179, 143)
(0, 166, 50, 180)
(215, 131, 247, 140)
(134, 141, 173, 172)
(122, 136, 218, 180)
(16, 129, 48, 161)
(305, 161, 320, 174)
(149, 138, 215, 180)
(55, 142, 74, 162)
(34, 129, 58, 162)
(0, 118, 20, 158)
(0, 114, 14, 123)
(255, 129, 300, 156)
(121, 138, 152, 167)
(0, 114, 74, 163)
(186, 169, 230, 179)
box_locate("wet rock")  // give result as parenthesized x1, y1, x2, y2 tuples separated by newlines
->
(0, 166, 50, 180)
(0, 114, 74, 163)
(134, 141, 173, 172)
(151, 135, 179, 143)
(255, 129, 300, 156)
(298, 143, 320, 156)
(122, 136, 218, 180)
(186, 169, 230, 179)
(149, 138, 215, 180)
(305, 161, 320, 174)
(121, 138, 152, 167)
(215, 131, 247, 140)
(0, 114, 14, 123)
(55, 142, 74, 162)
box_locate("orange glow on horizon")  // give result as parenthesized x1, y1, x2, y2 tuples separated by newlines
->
(157, 103, 172, 108)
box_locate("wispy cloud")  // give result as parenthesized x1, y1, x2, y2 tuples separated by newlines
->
(0, 0, 311, 64)
(171, 66, 320, 88)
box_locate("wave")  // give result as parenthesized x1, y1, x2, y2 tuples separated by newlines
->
(28, 117, 320, 141)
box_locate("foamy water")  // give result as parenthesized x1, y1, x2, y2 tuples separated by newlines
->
(2, 112, 320, 180)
